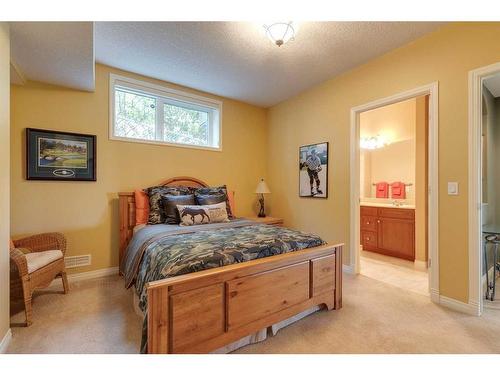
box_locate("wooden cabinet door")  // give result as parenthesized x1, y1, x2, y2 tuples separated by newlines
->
(361, 231, 378, 251)
(377, 217, 415, 260)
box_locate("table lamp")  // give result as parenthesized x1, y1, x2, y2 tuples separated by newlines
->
(255, 178, 271, 217)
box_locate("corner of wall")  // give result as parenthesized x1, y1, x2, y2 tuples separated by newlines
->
(0, 21, 11, 350)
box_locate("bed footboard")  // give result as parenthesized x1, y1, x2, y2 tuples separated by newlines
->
(146, 243, 343, 354)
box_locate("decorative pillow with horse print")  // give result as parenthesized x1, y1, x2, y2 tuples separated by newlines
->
(161, 194, 195, 224)
(176, 202, 230, 226)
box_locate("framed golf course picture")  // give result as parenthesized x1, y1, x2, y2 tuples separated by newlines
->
(26, 128, 96, 181)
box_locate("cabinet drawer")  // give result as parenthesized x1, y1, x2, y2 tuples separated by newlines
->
(361, 231, 377, 250)
(361, 216, 377, 231)
(378, 207, 414, 220)
(361, 206, 378, 217)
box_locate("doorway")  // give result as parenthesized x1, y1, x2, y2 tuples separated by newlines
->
(350, 83, 439, 302)
(358, 96, 429, 295)
(469, 62, 500, 315)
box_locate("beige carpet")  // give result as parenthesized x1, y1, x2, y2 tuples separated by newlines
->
(7, 273, 500, 354)
(8, 277, 142, 354)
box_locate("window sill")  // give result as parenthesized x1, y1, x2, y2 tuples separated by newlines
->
(109, 135, 222, 152)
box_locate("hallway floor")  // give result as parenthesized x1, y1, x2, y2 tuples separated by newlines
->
(360, 250, 429, 296)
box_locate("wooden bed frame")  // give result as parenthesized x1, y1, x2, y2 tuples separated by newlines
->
(119, 176, 343, 354)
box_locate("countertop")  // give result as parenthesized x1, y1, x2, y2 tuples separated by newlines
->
(360, 202, 415, 210)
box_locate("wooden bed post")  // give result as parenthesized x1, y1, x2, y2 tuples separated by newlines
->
(118, 192, 135, 274)
(147, 287, 169, 354)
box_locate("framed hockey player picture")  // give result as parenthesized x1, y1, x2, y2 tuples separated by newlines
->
(299, 142, 328, 198)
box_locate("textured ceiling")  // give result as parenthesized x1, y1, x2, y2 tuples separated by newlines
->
(10, 22, 444, 107)
(10, 22, 94, 91)
(95, 22, 444, 107)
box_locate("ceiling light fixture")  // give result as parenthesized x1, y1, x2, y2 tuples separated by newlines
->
(263, 22, 296, 47)
(360, 135, 390, 150)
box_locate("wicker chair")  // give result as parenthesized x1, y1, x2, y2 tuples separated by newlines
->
(10, 232, 69, 326)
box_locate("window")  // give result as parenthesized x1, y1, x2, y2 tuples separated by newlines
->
(110, 74, 221, 150)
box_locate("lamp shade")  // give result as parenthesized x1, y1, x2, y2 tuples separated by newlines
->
(255, 179, 271, 194)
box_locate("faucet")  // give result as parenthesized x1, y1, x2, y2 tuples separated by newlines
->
(392, 200, 403, 207)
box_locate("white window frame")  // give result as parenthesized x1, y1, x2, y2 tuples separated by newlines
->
(109, 73, 222, 151)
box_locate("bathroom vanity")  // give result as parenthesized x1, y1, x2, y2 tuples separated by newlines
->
(361, 204, 415, 261)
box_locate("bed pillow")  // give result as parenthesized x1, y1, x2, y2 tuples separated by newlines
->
(177, 202, 229, 226)
(146, 186, 194, 224)
(161, 194, 195, 224)
(194, 185, 233, 218)
(134, 190, 150, 225)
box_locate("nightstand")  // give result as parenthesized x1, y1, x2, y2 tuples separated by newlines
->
(244, 216, 284, 226)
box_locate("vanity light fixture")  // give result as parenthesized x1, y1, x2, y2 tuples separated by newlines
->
(263, 22, 297, 47)
(360, 135, 390, 150)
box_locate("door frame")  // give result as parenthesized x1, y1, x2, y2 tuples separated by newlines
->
(349, 82, 440, 303)
(468, 62, 500, 316)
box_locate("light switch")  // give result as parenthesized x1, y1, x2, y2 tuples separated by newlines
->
(448, 182, 459, 195)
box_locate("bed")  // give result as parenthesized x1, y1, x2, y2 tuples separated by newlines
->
(119, 176, 343, 354)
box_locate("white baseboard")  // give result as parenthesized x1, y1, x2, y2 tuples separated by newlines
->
(468, 300, 481, 316)
(342, 264, 354, 274)
(50, 266, 119, 287)
(0, 329, 12, 354)
(430, 288, 440, 303)
(439, 295, 480, 316)
(414, 260, 428, 271)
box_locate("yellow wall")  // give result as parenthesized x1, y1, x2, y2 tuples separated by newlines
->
(266, 22, 500, 302)
(10, 64, 268, 274)
(0, 23, 10, 347)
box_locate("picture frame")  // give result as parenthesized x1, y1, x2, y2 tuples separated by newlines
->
(26, 128, 96, 181)
(299, 142, 328, 198)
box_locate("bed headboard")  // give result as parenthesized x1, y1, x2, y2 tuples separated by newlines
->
(118, 176, 236, 273)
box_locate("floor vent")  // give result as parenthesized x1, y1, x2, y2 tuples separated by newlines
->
(64, 255, 91, 269)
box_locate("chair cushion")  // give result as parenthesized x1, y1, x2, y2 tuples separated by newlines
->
(25, 250, 63, 274)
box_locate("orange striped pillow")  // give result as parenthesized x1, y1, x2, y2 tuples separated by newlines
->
(134, 190, 150, 225)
